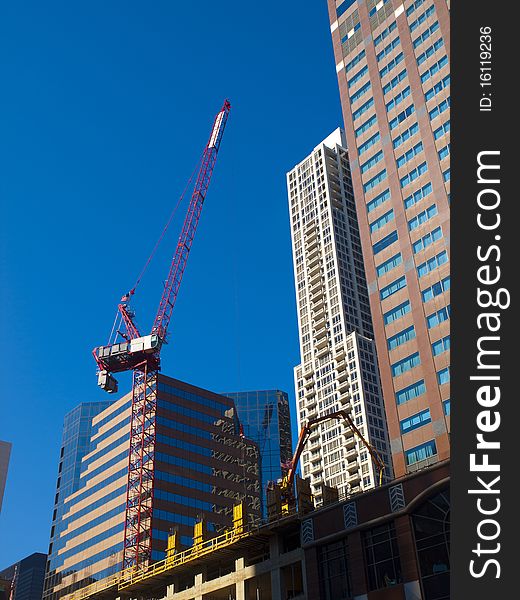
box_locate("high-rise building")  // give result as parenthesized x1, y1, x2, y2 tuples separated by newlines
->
(326, 0, 450, 477)
(287, 128, 393, 505)
(0, 440, 12, 514)
(43, 375, 261, 600)
(43, 401, 113, 600)
(223, 390, 293, 516)
(0, 553, 47, 600)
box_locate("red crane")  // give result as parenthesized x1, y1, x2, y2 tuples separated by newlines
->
(92, 99, 231, 571)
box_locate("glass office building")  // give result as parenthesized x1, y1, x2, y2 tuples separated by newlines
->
(223, 390, 293, 517)
(43, 375, 261, 600)
(0, 553, 47, 600)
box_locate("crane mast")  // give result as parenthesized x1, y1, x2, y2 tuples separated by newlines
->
(92, 100, 231, 571)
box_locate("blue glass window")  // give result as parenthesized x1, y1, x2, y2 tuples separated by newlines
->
(437, 367, 451, 385)
(364, 169, 387, 192)
(422, 276, 450, 302)
(376, 37, 401, 62)
(382, 69, 407, 95)
(358, 132, 381, 156)
(408, 204, 437, 230)
(396, 142, 423, 168)
(410, 5, 435, 32)
(373, 229, 398, 255)
(370, 209, 394, 233)
(400, 408, 431, 434)
(380, 275, 407, 300)
(389, 104, 415, 130)
(361, 150, 384, 174)
(350, 81, 372, 104)
(374, 21, 397, 46)
(384, 301, 410, 325)
(421, 55, 449, 83)
(377, 253, 402, 277)
(405, 439, 437, 465)
(355, 114, 377, 137)
(417, 38, 445, 66)
(391, 352, 421, 377)
(433, 120, 450, 140)
(387, 325, 415, 350)
(404, 182, 433, 210)
(380, 53, 404, 78)
(396, 379, 426, 405)
(413, 21, 440, 48)
(432, 335, 450, 356)
(412, 226, 443, 253)
(345, 49, 366, 73)
(417, 250, 448, 277)
(393, 122, 419, 149)
(366, 188, 390, 213)
(348, 65, 369, 87)
(352, 98, 374, 121)
(386, 86, 411, 112)
(426, 305, 451, 328)
(401, 162, 428, 188)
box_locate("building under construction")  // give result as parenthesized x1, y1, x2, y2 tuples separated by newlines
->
(54, 460, 449, 600)
(43, 375, 261, 600)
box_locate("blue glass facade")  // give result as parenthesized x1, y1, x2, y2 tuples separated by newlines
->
(43, 401, 112, 600)
(44, 376, 261, 600)
(223, 390, 293, 518)
(0, 553, 47, 600)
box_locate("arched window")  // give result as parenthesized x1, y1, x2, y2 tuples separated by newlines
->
(411, 487, 450, 600)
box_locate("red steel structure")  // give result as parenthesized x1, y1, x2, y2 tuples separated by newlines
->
(93, 100, 231, 571)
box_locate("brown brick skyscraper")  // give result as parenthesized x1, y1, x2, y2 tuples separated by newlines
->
(326, 0, 450, 476)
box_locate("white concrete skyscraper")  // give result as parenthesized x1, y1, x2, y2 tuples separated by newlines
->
(287, 128, 393, 504)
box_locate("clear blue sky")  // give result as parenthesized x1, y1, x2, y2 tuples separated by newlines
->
(0, 0, 342, 567)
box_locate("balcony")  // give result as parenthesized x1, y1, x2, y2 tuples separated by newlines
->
(316, 344, 330, 358)
(303, 363, 313, 377)
(346, 447, 357, 459)
(338, 380, 350, 393)
(308, 261, 322, 279)
(310, 285, 325, 300)
(309, 428, 320, 441)
(344, 435, 356, 448)
(306, 390, 317, 402)
(307, 245, 320, 262)
(315, 336, 328, 351)
(348, 471, 361, 484)
(308, 253, 321, 269)
(345, 460, 358, 473)
(312, 302, 327, 317)
(335, 347, 346, 360)
(311, 295, 325, 311)
(336, 368, 349, 382)
(305, 227, 319, 244)
(313, 314, 327, 329)
(304, 378, 315, 390)
(339, 392, 351, 405)
(314, 326, 327, 339)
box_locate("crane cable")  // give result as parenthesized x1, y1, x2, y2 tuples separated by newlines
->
(128, 153, 204, 298)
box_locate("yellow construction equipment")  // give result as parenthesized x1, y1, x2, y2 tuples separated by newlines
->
(269, 408, 386, 517)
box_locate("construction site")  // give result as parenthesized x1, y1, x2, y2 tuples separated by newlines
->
(37, 100, 451, 600)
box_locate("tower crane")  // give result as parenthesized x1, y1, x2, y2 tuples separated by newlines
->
(92, 100, 231, 571)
